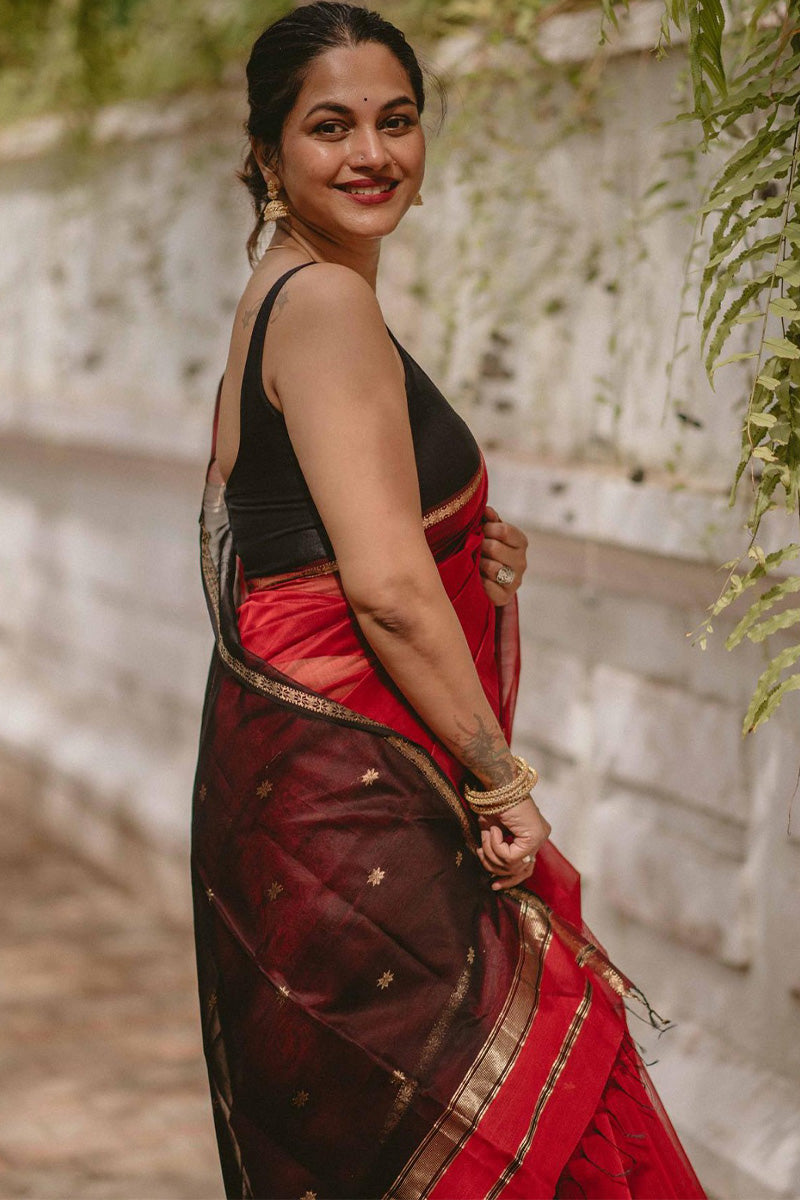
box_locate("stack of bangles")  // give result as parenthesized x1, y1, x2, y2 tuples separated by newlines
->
(463, 754, 539, 815)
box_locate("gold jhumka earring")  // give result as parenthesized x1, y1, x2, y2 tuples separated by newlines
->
(412, 192, 424, 206)
(261, 178, 290, 222)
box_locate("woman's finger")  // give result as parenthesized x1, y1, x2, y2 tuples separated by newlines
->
(480, 826, 509, 871)
(479, 827, 504, 870)
(478, 847, 512, 877)
(479, 554, 524, 582)
(503, 840, 539, 866)
(480, 537, 525, 564)
(481, 522, 528, 552)
(490, 861, 536, 891)
(481, 577, 513, 607)
(489, 822, 510, 858)
(480, 824, 523, 873)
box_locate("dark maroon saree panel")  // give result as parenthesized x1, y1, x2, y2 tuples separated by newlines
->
(192, 397, 706, 1198)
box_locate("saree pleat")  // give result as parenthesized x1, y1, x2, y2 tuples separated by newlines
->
(192, 407, 706, 1197)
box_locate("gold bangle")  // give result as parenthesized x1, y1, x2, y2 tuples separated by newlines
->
(470, 758, 537, 806)
(464, 754, 539, 814)
(465, 756, 536, 809)
(465, 754, 533, 806)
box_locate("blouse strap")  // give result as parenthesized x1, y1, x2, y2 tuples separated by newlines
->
(242, 261, 317, 396)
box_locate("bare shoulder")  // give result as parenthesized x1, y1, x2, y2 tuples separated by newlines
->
(268, 260, 385, 336)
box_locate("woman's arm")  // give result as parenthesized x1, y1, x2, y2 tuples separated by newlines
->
(263, 264, 550, 880)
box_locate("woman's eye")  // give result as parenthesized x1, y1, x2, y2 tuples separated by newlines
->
(315, 120, 347, 135)
(384, 115, 413, 131)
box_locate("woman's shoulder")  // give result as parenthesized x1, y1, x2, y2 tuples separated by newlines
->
(273, 257, 379, 315)
(242, 253, 373, 308)
(245, 256, 387, 349)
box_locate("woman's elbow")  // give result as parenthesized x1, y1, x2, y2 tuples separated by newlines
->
(343, 568, 439, 635)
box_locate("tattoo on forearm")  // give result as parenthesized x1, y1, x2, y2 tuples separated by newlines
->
(454, 712, 514, 785)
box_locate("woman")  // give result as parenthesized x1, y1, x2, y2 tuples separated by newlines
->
(192, 5, 707, 1197)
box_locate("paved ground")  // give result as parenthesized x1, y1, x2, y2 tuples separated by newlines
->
(0, 804, 221, 1199)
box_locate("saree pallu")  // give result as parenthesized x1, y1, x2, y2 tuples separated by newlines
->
(192, 441, 706, 1199)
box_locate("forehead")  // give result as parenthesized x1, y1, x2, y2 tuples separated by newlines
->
(293, 42, 415, 113)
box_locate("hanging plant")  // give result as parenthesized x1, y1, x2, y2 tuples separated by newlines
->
(655, 0, 800, 734)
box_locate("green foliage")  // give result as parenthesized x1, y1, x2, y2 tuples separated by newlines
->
(657, 0, 800, 734)
(0, 0, 623, 126)
(0, 0, 292, 124)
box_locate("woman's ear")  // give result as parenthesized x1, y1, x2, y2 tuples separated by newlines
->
(249, 137, 270, 180)
(250, 137, 279, 185)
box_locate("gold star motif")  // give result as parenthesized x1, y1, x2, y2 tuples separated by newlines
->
(198, 783, 207, 803)
(392, 1068, 407, 1084)
(377, 970, 395, 990)
(291, 1089, 309, 1108)
(467, 946, 475, 964)
(367, 867, 385, 887)
(300, 1193, 317, 1200)
(205, 887, 215, 901)
(361, 768, 380, 786)
(267, 880, 284, 902)
(455, 850, 463, 867)
(256, 779, 273, 799)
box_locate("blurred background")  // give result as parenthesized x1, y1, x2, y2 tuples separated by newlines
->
(1, 1, 799, 1197)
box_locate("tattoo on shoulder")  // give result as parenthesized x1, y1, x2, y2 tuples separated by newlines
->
(454, 712, 514, 785)
(241, 297, 266, 330)
(241, 287, 290, 332)
(272, 289, 290, 320)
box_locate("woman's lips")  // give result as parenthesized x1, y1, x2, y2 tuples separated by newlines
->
(335, 179, 400, 205)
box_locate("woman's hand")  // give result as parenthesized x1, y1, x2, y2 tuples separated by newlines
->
(476, 796, 551, 891)
(480, 505, 528, 606)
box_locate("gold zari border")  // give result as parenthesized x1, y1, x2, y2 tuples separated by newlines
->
(380, 950, 475, 1144)
(386, 899, 551, 1200)
(484, 977, 593, 1199)
(422, 460, 484, 529)
(247, 559, 339, 590)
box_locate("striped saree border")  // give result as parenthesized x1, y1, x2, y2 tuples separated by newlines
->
(484, 978, 594, 1200)
(385, 898, 552, 1200)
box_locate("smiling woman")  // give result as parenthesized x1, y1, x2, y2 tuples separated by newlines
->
(190, 5, 708, 1199)
(233, 8, 429, 272)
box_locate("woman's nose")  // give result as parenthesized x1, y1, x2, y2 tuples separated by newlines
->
(349, 126, 391, 169)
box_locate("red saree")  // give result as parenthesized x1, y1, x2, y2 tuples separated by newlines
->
(192, 387, 706, 1199)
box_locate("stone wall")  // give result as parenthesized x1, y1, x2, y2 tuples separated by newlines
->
(1, 10, 799, 1195)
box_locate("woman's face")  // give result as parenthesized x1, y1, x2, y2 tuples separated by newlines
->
(273, 41, 426, 244)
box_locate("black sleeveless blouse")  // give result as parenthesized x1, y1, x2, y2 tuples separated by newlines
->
(224, 262, 482, 580)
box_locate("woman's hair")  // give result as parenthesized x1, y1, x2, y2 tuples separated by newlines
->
(237, 1, 435, 266)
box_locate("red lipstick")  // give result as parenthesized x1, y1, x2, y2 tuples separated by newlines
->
(334, 177, 400, 205)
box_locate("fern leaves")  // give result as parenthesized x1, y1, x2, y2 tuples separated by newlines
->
(664, 1, 800, 732)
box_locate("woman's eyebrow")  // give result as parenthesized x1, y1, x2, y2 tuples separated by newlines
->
(304, 94, 417, 119)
